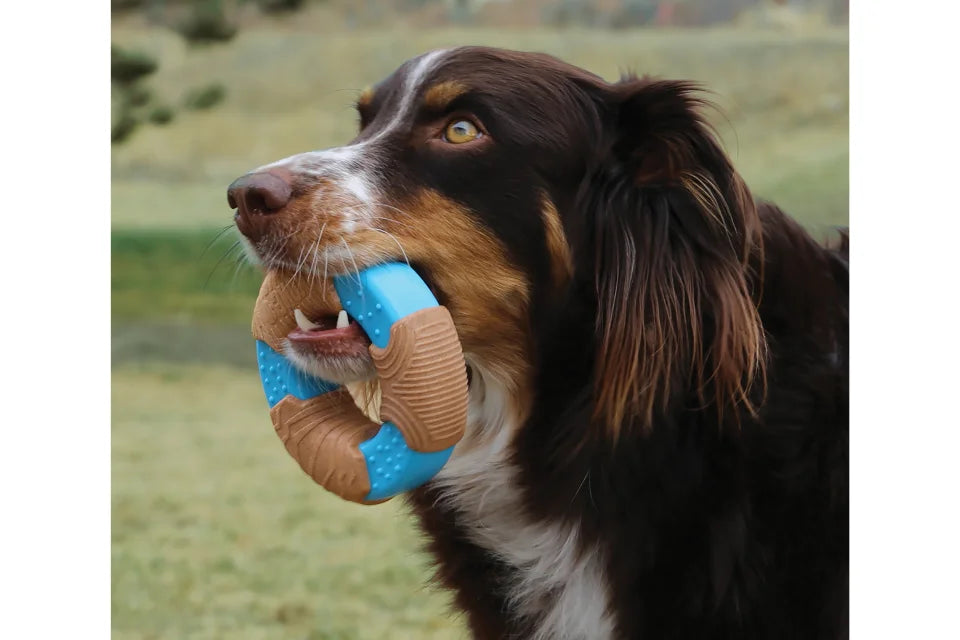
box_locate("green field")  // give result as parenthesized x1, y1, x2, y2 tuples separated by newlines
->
(112, 364, 463, 640)
(112, 24, 847, 639)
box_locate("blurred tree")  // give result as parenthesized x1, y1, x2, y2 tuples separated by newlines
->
(177, 0, 238, 44)
(148, 104, 176, 125)
(256, 0, 307, 14)
(112, 45, 160, 143)
(111, 46, 158, 84)
(112, 2, 251, 145)
(112, 0, 146, 9)
(184, 83, 228, 110)
(112, 84, 139, 143)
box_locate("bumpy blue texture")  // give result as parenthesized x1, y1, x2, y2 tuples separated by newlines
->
(255, 263, 456, 502)
(359, 424, 454, 501)
(333, 263, 437, 349)
(256, 340, 337, 407)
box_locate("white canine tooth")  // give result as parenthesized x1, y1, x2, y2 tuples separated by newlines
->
(294, 308, 322, 331)
(336, 309, 349, 329)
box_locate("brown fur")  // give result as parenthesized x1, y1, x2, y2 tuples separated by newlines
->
(593, 77, 767, 437)
(540, 194, 575, 288)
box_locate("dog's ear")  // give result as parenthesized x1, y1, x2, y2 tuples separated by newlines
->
(584, 77, 765, 437)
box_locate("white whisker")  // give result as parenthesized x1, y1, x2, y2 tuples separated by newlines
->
(323, 250, 329, 296)
(310, 223, 326, 292)
(370, 201, 416, 219)
(370, 228, 411, 266)
(341, 237, 363, 290)
(286, 244, 307, 287)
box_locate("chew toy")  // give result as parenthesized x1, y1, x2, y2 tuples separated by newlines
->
(251, 263, 468, 504)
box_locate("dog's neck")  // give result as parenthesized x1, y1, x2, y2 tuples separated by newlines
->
(433, 357, 524, 491)
(427, 359, 618, 640)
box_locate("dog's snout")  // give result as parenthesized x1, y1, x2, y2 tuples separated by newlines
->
(228, 170, 293, 239)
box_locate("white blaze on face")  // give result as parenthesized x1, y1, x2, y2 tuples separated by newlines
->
(255, 49, 451, 232)
(341, 173, 373, 216)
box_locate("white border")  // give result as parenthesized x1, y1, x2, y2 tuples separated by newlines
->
(0, 1, 110, 637)
(851, 1, 960, 637)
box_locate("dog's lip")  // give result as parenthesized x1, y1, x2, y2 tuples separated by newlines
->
(286, 313, 372, 357)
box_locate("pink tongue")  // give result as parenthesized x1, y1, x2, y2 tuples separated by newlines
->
(287, 322, 372, 357)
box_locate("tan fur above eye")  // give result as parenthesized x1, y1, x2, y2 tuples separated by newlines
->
(357, 86, 374, 109)
(423, 80, 468, 110)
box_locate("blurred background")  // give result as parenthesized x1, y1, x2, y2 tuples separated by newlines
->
(111, 1, 848, 637)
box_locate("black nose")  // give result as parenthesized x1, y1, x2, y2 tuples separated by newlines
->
(227, 170, 293, 240)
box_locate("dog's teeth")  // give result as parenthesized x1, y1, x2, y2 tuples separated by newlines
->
(294, 308, 322, 331)
(336, 310, 349, 329)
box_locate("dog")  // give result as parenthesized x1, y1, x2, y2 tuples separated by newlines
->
(228, 47, 848, 639)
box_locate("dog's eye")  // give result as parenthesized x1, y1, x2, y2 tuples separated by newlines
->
(443, 119, 481, 144)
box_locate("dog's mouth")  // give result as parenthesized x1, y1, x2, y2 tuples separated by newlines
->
(284, 306, 376, 383)
(289, 308, 371, 356)
(277, 265, 452, 386)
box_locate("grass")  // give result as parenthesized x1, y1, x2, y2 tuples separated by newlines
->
(111, 229, 263, 366)
(112, 228, 265, 326)
(112, 363, 466, 639)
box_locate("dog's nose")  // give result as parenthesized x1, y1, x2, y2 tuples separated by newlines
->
(227, 170, 292, 213)
(228, 170, 293, 239)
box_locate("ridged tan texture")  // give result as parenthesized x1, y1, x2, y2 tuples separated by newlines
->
(270, 390, 383, 504)
(251, 270, 340, 353)
(370, 306, 468, 452)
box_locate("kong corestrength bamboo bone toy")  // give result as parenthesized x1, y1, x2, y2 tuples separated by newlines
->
(252, 263, 468, 504)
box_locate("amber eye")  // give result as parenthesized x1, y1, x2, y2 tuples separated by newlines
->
(443, 119, 481, 144)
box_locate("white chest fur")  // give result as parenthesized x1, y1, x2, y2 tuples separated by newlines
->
(432, 367, 616, 640)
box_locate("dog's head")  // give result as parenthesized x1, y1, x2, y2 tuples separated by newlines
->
(230, 47, 765, 440)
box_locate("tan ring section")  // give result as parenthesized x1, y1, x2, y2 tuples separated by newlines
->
(271, 390, 383, 504)
(371, 306, 468, 452)
(252, 270, 342, 354)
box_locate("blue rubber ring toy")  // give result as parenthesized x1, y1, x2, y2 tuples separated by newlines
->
(252, 263, 468, 503)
